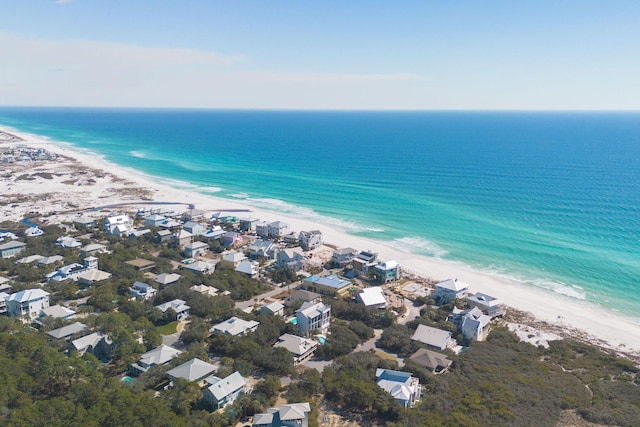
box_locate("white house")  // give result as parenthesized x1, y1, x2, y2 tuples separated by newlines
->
(5, 288, 50, 319)
(182, 221, 206, 236)
(239, 217, 260, 232)
(449, 307, 492, 341)
(298, 230, 323, 251)
(156, 299, 190, 321)
(56, 236, 82, 248)
(69, 332, 114, 360)
(190, 284, 219, 297)
(409, 348, 453, 374)
(434, 278, 469, 305)
(274, 334, 319, 366)
(39, 305, 76, 320)
(275, 248, 306, 271)
(154, 273, 181, 288)
(296, 301, 331, 337)
(25, 226, 44, 237)
(375, 369, 421, 408)
(250, 239, 279, 260)
(183, 241, 209, 258)
(103, 215, 132, 236)
(129, 281, 157, 301)
(221, 251, 247, 268)
(253, 403, 312, 427)
(331, 247, 358, 266)
(235, 260, 259, 278)
(356, 287, 388, 308)
(167, 358, 218, 385)
(211, 317, 260, 336)
(267, 221, 289, 238)
(260, 301, 285, 316)
(48, 256, 99, 282)
(144, 214, 166, 227)
(0, 240, 26, 259)
(130, 344, 182, 376)
(466, 292, 506, 318)
(203, 371, 252, 410)
(182, 260, 216, 274)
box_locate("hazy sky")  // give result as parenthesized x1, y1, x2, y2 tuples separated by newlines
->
(1, 1, 639, 110)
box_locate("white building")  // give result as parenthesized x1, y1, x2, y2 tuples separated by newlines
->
(434, 278, 469, 305)
(104, 215, 132, 236)
(5, 288, 50, 319)
(296, 301, 331, 337)
(356, 287, 388, 308)
(129, 281, 157, 301)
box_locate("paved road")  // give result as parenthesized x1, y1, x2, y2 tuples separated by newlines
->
(398, 300, 425, 325)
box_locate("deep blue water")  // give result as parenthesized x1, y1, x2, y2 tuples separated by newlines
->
(1, 107, 639, 316)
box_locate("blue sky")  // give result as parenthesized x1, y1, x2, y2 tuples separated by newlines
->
(1, 1, 639, 109)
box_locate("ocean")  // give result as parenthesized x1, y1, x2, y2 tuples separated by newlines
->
(1, 108, 639, 317)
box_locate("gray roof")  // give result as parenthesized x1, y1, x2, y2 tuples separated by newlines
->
(411, 324, 452, 348)
(138, 344, 182, 366)
(409, 348, 452, 371)
(0, 240, 27, 250)
(40, 305, 75, 318)
(278, 402, 311, 421)
(46, 322, 87, 340)
(274, 334, 318, 357)
(206, 371, 247, 400)
(7, 288, 49, 303)
(212, 317, 259, 336)
(154, 273, 181, 285)
(167, 358, 217, 382)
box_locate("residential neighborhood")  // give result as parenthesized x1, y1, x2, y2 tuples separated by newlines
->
(0, 203, 633, 427)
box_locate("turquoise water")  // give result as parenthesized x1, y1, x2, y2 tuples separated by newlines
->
(1, 108, 639, 317)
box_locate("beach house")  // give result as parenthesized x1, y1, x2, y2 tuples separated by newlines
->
(221, 251, 247, 268)
(5, 288, 50, 319)
(275, 248, 306, 271)
(449, 307, 492, 341)
(239, 217, 260, 232)
(274, 333, 319, 366)
(356, 287, 388, 309)
(411, 324, 456, 351)
(250, 239, 279, 260)
(298, 230, 323, 251)
(235, 259, 259, 278)
(156, 299, 190, 321)
(130, 344, 182, 376)
(46, 322, 88, 341)
(353, 250, 378, 276)
(267, 221, 289, 238)
(211, 317, 260, 336)
(434, 278, 469, 304)
(182, 221, 206, 236)
(167, 358, 218, 386)
(144, 213, 166, 227)
(375, 369, 421, 408)
(129, 281, 157, 301)
(467, 292, 506, 318)
(374, 260, 400, 283)
(252, 403, 312, 427)
(183, 241, 209, 258)
(331, 247, 358, 266)
(296, 301, 331, 336)
(0, 240, 26, 259)
(203, 371, 252, 410)
(69, 332, 114, 360)
(409, 348, 452, 374)
(260, 301, 285, 316)
(301, 275, 352, 298)
(103, 214, 132, 236)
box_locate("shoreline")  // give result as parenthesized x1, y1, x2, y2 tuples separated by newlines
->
(2, 125, 640, 360)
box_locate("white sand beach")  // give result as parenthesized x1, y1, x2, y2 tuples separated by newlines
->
(2, 125, 640, 359)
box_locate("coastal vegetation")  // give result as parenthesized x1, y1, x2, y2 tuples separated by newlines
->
(1, 218, 639, 427)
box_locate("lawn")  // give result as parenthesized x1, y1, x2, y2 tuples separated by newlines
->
(156, 321, 178, 335)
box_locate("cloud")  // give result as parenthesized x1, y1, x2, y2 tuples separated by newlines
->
(55, 0, 74, 4)
(0, 31, 425, 109)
